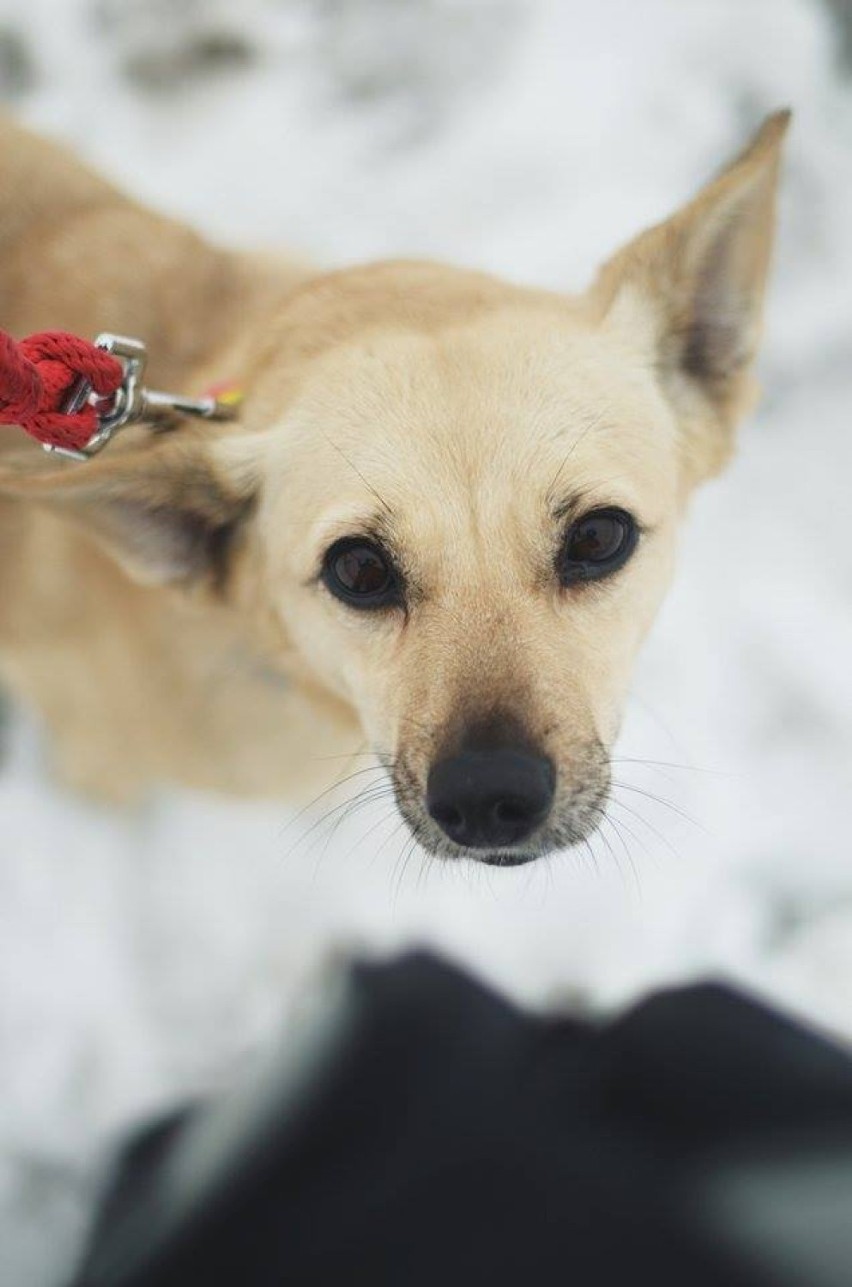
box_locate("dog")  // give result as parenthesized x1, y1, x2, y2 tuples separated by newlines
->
(0, 111, 789, 866)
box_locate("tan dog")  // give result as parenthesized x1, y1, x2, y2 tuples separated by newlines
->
(0, 112, 788, 865)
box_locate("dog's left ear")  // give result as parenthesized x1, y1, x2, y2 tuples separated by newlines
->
(592, 110, 791, 477)
(0, 433, 258, 587)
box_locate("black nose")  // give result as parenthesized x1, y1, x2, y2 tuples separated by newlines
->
(426, 748, 555, 850)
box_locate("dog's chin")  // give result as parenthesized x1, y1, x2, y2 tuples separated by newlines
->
(420, 837, 544, 867)
(472, 849, 539, 868)
(412, 830, 563, 867)
(401, 822, 574, 868)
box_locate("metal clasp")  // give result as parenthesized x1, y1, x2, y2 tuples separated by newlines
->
(44, 333, 240, 462)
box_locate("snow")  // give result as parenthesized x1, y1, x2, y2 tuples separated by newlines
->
(1, 0, 851, 1281)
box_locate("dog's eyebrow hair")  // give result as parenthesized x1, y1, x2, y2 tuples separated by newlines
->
(319, 430, 393, 518)
(550, 491, 588, 524)
(362, 514, 408, 570)
(544, 410, 609, 503)
(359, 512, 398, 550)
(363, 516, 427, 607)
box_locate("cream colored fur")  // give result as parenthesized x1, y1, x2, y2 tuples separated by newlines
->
(0, 113, 788, 857)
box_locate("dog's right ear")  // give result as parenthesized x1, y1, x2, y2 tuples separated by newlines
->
(0, 433, 258, 587)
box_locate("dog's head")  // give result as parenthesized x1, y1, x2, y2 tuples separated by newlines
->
(8, 113, 788, 863)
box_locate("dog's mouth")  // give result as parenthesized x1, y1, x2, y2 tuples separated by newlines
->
(477, 849, 540, 869)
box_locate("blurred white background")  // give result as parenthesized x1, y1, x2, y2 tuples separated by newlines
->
(1, 0, 851, 1281)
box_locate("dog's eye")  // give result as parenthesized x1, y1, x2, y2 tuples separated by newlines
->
(559, 508, 638, 585)
(321, 538, 400, 609)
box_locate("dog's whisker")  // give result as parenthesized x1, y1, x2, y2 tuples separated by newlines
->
(603, 804, 653, 870)
(279, 764, 388, 842)
(312, 784, 397, 871)
(539, 847, 556, 896)
(602, 812, 642, 893)
(580, 835, 600, 880)
(611, 756, 729, 778)
(609, 779, 707, 833)
(317, 781, 396, 838)
(308, 747, 377, 763)
(407, 815, 439, 894)
(589, 807, 631, 890)
(302, 789, 399, 887)
(345, 800, 404, 868)
(586, 811, 621, 887)
(606, 794, 682, 864)
(367, 812, 411, 870)
(282, 778, 393, 864)
(391, 832, 421, 905)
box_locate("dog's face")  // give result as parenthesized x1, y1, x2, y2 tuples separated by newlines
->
(14, 113, 787, 863)
(246, 274, 682, 863)
(235, 112, 786, 863)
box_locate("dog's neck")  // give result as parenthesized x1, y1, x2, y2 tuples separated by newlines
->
(0, 120, 361, 802)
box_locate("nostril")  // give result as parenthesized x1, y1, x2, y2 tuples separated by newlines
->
(430, 802, 465, 834)
(492, 797, 531, 826)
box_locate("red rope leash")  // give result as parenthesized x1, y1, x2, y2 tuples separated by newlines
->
(0, 329, 123, 452)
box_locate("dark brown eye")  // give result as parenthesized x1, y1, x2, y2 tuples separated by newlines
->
(559, 508, 638, 585)
(322, 538, 400, 609)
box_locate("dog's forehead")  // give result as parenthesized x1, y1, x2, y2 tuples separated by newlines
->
(295, 306, 671, 461)
(260, 290, 680, 575)
(290, 301, 668, 446)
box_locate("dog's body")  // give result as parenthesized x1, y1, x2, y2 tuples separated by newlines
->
(0, 114, 788, 861)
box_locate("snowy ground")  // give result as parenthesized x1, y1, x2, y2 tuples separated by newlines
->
(1, 0, 851, 1281)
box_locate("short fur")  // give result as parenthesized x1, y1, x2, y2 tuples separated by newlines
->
(0, 113, 789, 858)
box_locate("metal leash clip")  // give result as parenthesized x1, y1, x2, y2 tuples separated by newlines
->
(45, 333, 241, 462)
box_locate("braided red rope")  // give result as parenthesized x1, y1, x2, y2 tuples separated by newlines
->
(0, 329, 123, 451)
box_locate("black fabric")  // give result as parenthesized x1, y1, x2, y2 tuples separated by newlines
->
(75, 953, 852, 1287)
